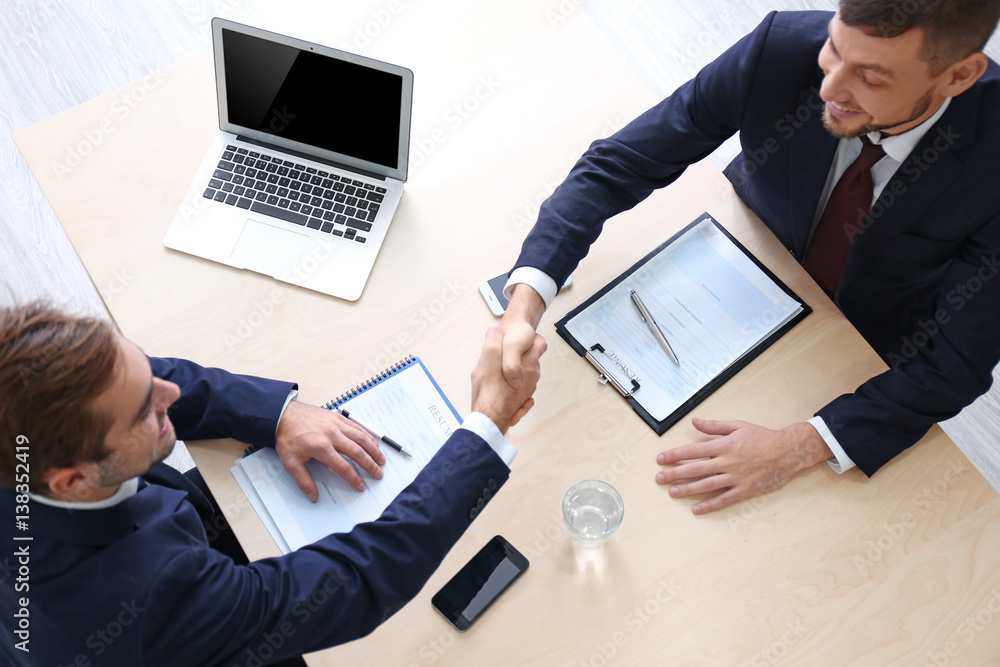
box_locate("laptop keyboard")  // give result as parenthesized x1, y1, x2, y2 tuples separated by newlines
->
(201, 144, 388, 244)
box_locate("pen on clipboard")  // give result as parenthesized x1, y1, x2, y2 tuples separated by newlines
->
(337, 408, 413, 457)
(630, 290, 681, 367)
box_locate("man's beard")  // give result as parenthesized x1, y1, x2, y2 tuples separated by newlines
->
(823, 90, 934, 138)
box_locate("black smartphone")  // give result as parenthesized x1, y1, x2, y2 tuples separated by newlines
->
(431, 536, 529, 631)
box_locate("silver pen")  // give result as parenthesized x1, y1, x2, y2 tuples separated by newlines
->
(337, 408, 413, 457)
(629, 289, 680, 366)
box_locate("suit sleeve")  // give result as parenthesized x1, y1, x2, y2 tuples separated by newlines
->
(151, 357, 296, 448)
(138, 428, 510, 666)
(817, 217, 1000, 475)
(511, 12, 778, 286)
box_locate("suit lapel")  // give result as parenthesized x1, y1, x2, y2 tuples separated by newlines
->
(842, 88, 978, 284)
(787, 79, 840, 257)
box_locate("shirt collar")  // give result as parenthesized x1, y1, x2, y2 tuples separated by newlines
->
(866, 97, 952, 162)
(29, 476, 139, 510)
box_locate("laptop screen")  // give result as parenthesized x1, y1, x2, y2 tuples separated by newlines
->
(220, 28, 404, 170)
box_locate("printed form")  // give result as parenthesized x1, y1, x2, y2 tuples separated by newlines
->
(564, 218, 803, 422)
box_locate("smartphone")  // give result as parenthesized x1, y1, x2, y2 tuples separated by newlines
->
(479, 273, 572, 317)
(431, 535, 529, 631)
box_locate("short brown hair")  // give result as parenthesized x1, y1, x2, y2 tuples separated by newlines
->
(840, 0, 1000, 73)
(0, 303, 120, 493)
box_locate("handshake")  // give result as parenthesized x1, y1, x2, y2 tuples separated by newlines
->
(471, 325, 547, 435)
(471, 284, 550, 434)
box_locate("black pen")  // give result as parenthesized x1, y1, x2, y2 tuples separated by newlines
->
(337, 408, 413, 457)
(630, 289, 681, 366)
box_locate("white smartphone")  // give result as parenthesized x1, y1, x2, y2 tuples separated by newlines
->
(479, 272, 572, 317)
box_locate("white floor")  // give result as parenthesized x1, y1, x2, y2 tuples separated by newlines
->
(1, 0, 997, 487)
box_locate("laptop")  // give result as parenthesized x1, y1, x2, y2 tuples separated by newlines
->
(164, 18, 414, 301)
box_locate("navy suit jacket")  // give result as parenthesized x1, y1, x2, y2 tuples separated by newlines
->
(0, 358, 508, 666)
(514, 10, 1000, 476)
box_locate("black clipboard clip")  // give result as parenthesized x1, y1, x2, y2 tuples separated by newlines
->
(586, 343, 641, 397)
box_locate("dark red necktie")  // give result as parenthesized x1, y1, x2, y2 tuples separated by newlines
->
(803, 137, 886, 299)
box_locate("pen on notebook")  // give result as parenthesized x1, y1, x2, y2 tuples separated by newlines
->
(629, 289, 681, 367)
(337, 408, 413, 457)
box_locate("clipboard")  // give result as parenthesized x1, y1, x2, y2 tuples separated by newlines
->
(555, 213, 812, 435)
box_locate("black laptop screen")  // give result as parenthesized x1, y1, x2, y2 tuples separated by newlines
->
(222, 29, 402, 169)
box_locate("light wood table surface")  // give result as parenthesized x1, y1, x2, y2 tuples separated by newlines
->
(14, 1, 1000, 664)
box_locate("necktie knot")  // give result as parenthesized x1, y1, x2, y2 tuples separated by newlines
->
(856, 135, 886, 171)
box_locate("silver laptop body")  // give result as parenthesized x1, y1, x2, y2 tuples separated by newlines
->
(164, 18, 414, 301)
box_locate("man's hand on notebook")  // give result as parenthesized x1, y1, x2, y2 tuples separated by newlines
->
(653, 417, 833, 514)
(275, 401, 387, 501)
(473, 327, 546, 434)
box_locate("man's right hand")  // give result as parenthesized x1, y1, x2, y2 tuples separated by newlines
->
(499, 283, 547, 388)
(473, 326, 546, 434)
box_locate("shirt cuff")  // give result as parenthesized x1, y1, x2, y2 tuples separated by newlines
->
(460, 411, 517, 467)
(275, 389, 299, 436)
(504, 267, 558, 310)
(808, 415, 856, 474)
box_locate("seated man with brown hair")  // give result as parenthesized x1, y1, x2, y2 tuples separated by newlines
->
(0, 302, 545, 667)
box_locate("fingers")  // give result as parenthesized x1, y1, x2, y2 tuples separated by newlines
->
(500, 321, 539, 388)
(278, 455, 321, 503)
(691, 416, 744, 436)
(656, 442, 715, 465)
(316, 417, 385, 487)
(692, 490, 743, 514)
(655, 458, 717, 484)
(332, 412, 386, 469)
(507, 397, 535, 429)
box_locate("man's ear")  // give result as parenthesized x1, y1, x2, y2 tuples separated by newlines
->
(938, 52, 989, 97)
(42, 465, 101, 502)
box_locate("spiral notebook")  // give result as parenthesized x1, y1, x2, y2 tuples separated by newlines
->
(231, 356, 461, 553)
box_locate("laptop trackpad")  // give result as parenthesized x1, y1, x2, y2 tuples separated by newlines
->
(230, 220, 310, 277)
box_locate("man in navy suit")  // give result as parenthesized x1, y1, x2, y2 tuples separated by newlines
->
(495, 1, 1000, 513)
(0, 302, 545, 666)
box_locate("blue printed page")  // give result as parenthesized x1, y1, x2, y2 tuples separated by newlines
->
(564, 218, 803, 421)
(233, 362, 461, 553)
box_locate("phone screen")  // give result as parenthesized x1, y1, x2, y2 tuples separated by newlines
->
(485, 274, 510, 310)
(431, 536, 528, 631)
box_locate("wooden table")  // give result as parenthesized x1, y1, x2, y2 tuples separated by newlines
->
(14, 1, 1000, 664)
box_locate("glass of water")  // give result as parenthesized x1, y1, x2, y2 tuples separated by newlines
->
(562, 480, 624, 547)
